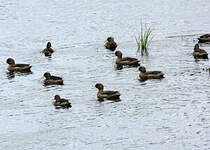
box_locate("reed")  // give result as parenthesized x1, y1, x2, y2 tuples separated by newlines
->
(135, 23, 153, 56)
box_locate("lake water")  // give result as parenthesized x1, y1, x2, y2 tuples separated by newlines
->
(0, 0, 210, 149)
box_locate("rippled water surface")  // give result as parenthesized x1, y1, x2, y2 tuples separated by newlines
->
(1, 0, 210, 149)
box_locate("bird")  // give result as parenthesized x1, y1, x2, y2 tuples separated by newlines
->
(104, 37, 117, 51)
(43, 72, 63, 85)
(193, 44, 208, 59)
(93, 83, 120, 101)
(6, 58, 32, 72)
(138, 66, 164, 81)
(114, 51, 140, 70)
(198, 34, 210, 43)
(42, 42, 54, 56)
(53, 95, 71, 109)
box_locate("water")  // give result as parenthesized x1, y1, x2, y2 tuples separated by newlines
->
(0, 0, 210, 149)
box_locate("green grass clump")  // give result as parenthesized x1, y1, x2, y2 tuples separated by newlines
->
(135, 23, 153, 56)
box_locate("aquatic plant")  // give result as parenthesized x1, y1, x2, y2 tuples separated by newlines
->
(135, 23, 153, 56)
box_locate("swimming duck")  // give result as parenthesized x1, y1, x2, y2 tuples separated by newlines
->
(43, 72, 63, 85)
(193, 44, 208, 59)
(138, 66, 164, 81)
(6, 58, 32, 72)
(104, 37, 117, 51)
(93, 83, 120, 101)
(42, 42, 54, 56)
(198, 34, 210, 43)
(53, 95, 71, 109)
(114, 51, 140, 70)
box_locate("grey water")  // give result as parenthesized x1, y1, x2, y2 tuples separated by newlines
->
(0, 0, 210, 149)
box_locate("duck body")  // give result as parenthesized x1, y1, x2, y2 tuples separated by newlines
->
(43, 72, 63, 85)
(200, 34, 210, 38)
(53, 95, 71, 109)
(42, 42, 54, 56)
(104, 37, 117, 51)
(94, 83, 120, 101)
(6, 58, 32, 73)
(198, 38, 210, 43)
(198, 34, 210, 43)
(42, 48, 54, 56)
(138, 66, 164, 81)
(97, 90, 121, 101)
(115, 51, 140, 70)
(193, 44, 208, 59)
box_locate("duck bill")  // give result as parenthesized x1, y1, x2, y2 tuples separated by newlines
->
(93, 86, 96, 89)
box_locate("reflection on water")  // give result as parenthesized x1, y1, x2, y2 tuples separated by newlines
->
(6, 71, 15, 79)
(6, 71, 33, 79)
(0, 0, 210, 150)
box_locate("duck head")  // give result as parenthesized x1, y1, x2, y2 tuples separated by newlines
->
(107, 37, 114, 42)
(139, 66, 146, 73)
(94, 83, 104, 91)
(43, 72, 51, 79)
(114, 51, 122, 58)
(194, 44, 199, 52)
(47, 42, 52, 48)
(54, 95, 61, 101)
(6, 58, 15, 65)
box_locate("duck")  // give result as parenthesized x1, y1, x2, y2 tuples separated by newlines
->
(193, 44, 208, 59)
(43, 72, 63, 85)
(53, 95, 71, 109)
(138, 66, 164, 81)
(114, 51, 140, 70)
(198, 34, 210, 43)
(93, 83, 120, 101)
(6, 58, 32, 72)
(42, 42, 54, 56)
(104, 37, 117, 51)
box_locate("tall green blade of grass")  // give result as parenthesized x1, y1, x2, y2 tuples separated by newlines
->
(135, 23, 153, 56)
